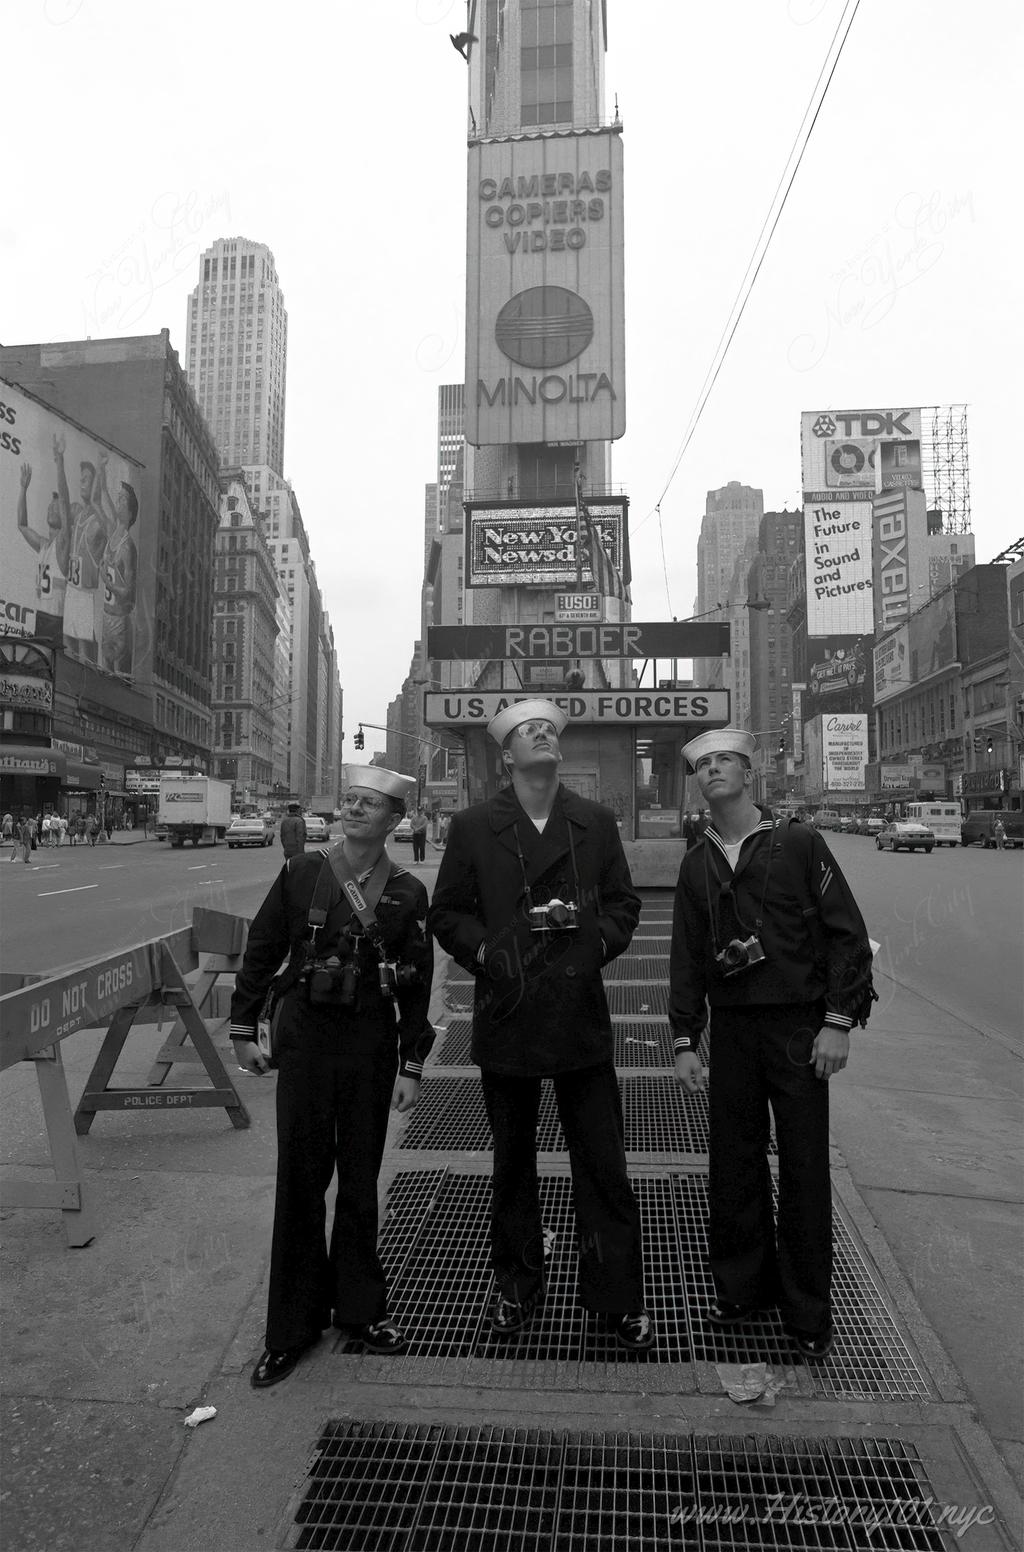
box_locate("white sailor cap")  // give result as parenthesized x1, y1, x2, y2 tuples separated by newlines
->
(487, 698, 568, 746)
(681, 726, 756, 771)
(341, 765, 417, 801)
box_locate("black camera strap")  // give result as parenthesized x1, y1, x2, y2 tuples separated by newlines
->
(307, 846, 393, 948)
(703, 819, 776, 958)
(512, 814, 581, 913)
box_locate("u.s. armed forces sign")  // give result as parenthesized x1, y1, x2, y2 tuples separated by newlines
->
(424, 690, 731, 728)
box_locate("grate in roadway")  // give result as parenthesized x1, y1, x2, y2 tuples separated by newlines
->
(398, 1075, 712, 1155)
(434, 1020, 677, 1070)
(346, 1169, 929, 1399)
(286, 1424, 950, 1551)
(602, 954, 669, 983)
(607, 982, 669, 1016)
(673, 1174, 931, 1400)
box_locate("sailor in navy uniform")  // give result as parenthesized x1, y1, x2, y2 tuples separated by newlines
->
(428, 699, 654, 1351)
(231, 765, 434, 1387)
(669, 727, 874, 1360)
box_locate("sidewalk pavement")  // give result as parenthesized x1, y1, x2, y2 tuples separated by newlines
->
(0, 905, 1020, 1552)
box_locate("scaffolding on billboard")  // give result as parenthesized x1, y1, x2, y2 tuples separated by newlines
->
(921, 403, 970, 534)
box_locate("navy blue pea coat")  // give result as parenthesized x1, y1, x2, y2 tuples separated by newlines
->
(428, 784, 641, 1077)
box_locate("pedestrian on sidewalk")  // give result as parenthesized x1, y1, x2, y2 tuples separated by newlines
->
(278, 802, 306, 859)
(230, 765, 434, 1389)
(428, 699, 654, 1352)
(993, 818, 1007, 851)
(410, 805, 428, 862)
(2, 812, 14, 859)
(85, 813, 99, 846)
(15, 813, 34, 865)
(669, 727, 876, 1362)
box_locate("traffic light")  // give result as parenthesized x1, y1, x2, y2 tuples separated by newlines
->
(353, 728, 364, 750)
(973, 736, 981, 753)
(777, 737, 785, 756)
(986, 736, 994, 756)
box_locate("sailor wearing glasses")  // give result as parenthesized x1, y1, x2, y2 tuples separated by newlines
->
(231, 765, 434, 1387)
(428, 699, 654, 1351)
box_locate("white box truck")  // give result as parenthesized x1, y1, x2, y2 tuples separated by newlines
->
(158, 774, 233, 848)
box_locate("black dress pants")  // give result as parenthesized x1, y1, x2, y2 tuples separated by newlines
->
(480, 1061, 645, 1313)
(707, 1004, 832, 1336)
(267, 1020, 398, 1348)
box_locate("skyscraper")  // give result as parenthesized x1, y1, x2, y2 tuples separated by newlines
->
(694, 481, 765, 691)
(185, 238, 288, 474)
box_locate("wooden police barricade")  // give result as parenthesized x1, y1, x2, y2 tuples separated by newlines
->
(0, 915, 251, 1247)
(143, 907, 249, 1088)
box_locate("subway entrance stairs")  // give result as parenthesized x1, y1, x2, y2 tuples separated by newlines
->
(260, 893, 1015, 1551)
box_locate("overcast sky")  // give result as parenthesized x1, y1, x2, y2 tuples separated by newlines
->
(5, 0, 1021, 736)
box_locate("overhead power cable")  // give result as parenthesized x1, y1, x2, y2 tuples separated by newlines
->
(636, 0, 862, 588)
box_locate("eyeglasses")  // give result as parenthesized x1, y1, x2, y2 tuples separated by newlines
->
(339, 792, 388, 812)
(513, 720, 559, 739)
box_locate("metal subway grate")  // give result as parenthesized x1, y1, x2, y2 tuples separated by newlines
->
(347, 1172, 690, 1367)
(607, 982, 669, 1016)
(434, 1019, 678, 1070)
(286, 1425, 951, 1551)
(673, 1175, 932, 1400)
(602, 955, 669, 983)
(346, 1170, 929, 1398)
(398, 1076, 711, 1155)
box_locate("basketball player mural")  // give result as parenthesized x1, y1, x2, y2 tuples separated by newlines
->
(15, 436, 71, 646)
(96, 452, 138, 675)
(55, 435, 107, 666)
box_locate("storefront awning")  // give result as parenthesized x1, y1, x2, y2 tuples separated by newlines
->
(0, 744, 67, 779)
(63, 762, 103, 790)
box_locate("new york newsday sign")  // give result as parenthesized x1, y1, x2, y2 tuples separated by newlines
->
(427, 622, 731, 660)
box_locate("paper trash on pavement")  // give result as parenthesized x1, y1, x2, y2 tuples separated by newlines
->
(184, 1405, 217, 1428)
(715, 1362, 797, 1408)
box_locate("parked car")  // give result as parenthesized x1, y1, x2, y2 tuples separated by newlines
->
(390, 815, 414, 843)
(875, 820, 935, 854)
(960, 809, 1024, 849)
(226, 815, 274, 849)
(303, 814, 330, 843)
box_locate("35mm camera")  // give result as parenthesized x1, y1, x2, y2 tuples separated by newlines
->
(528, 899, 578, 933)
(715, 934, 766, 977)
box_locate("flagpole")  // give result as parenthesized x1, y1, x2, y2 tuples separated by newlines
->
(573, 452, 583, 592)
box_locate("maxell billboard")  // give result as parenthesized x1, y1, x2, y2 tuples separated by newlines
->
(871, 487, 930, 637)
(0, 378, 143, 674)
(466, 128, 625, 445)
(801, 408, 922, 636)
(466, 499, 627, 589)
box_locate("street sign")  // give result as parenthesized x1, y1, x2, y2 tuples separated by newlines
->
(427, 621, 731, 661)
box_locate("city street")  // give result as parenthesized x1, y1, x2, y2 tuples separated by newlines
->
(1, 844, 1021, 1550)
(2, 832, 1020, 1044)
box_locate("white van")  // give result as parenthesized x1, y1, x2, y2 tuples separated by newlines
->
(905, 802, 961, 847)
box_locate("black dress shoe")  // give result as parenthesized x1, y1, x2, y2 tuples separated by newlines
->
(352, 1318, 408, 1355)
(789, 1325, 835, 1360)
(250, 1345, 308, 1388)
(489, 1287, 543, 1335)
(707, 1299, 759, 1328)
(607, 1310, 656, 1351)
